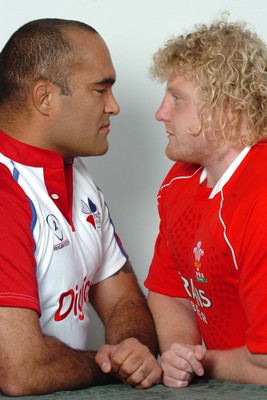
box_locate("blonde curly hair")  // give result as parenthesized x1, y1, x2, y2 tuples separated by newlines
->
(150, 20, 267, 146)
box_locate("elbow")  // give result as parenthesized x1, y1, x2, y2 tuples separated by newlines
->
(1, 384, 29, 397)
(0, 370, 38, 397)
(1, 383, 36, 397)
(241, 347, 267, 385)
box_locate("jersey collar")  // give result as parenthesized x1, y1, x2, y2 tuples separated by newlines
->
(0, 130, 75, 229)
(0, 129, 70, 168)
(200, 147, 251, 199)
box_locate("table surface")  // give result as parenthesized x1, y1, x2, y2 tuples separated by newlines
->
(1, 379, 267, 400)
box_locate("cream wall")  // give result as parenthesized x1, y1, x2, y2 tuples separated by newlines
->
(0, 0, 266, 348)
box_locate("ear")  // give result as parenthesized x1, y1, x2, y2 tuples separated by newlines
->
(31, 81, 56, 116)
(224, 97, 233, 122)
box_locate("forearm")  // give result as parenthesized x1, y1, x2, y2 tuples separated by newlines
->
(91, 266, 161, 388)
(148, 292, 202, 353)
(204, 346, 267, 385)
(105, 295, 158, 356)
(3, 335, 116, 396)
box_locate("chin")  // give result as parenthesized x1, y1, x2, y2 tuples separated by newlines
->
(82, 142, 109, 157)
(165, 147, 178, 162)
(94, 144, 109, 157)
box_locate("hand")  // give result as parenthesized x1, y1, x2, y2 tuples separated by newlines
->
(161, 343, 206, 388)
(95, 337, 162, 389)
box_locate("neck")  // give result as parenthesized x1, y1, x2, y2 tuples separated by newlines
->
(204, 144, 246, 188)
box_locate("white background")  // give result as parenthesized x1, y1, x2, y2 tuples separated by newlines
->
(0, 0, 266, 348)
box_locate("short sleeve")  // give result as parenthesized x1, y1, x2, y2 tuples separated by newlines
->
(0, 163, 39, 313)
(144, 169, 188, 297)
(91, 188, 128, 284)
(237, 191, 267, 352)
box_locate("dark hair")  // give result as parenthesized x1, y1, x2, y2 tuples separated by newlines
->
(0, 18, 98, 108)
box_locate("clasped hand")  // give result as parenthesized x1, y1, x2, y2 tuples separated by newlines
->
(160, 343, 206, 388)
(95, 337, 162, 389)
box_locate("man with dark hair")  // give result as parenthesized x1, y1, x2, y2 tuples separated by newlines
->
(0, 18, 161, 396)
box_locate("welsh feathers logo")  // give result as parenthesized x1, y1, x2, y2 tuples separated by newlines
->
(81, 198, 100, 229)
(193, 240, 207, 283)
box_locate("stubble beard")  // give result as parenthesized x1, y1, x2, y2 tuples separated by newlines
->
(165, 142, 197, 164)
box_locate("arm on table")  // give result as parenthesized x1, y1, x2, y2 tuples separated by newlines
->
(148, 291, 267, 386)
(204, 347, 267, 384)
(148, 291, 206, 388)
(0, 307, 114, 397)
(91, 261, 162, 389)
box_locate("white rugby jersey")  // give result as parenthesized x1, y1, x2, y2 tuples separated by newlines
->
(0, 130, 128, 350)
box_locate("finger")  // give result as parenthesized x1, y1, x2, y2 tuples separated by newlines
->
(95, 345, 115, 373)
(161, 360, 192, 383)
(110, 345, 161, 387)
(125, 365, 151, 387)
(161, 350, 192, 374)
(172, 345, 204, 376)
(125, 361, 162, 389)
(186, 354, 204, 376)
(111, 352, 142, 379)
(194, 345, 207, 362)
(109, 340, 147, 375)
(163, 374, 191, 388)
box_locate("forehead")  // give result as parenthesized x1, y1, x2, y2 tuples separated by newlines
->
(66, 29, 116, 81)
(167, 74, 197, 92)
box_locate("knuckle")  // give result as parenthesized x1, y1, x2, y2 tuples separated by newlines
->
(180, 359, 190, 370)
(179, 369, 190, 380)
(169, 342, 178, 351)
(138, 377, 153, 389)
(132, 355, 141, 365)
(139, 367, 150, 380)
(110, 355, 121, 369)
(160, 351, 170, 363)
(126, 374, 142, 386)
(118, 363, 131, 376)
(125, 337, 139, 346)
(176, 380, 189, 388)
(126, 367, 152, 387)
(185, 349, 195, 360)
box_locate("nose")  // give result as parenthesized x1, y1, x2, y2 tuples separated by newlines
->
(105, 92, 120, 116)
(155, 96, 171, 122)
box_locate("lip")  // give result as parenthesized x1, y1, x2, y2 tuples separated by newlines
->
(166, 130, 175, 137)
(100, 123, 110, 133)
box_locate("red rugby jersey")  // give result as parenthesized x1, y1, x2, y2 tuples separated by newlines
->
(145, 144, 267, 352)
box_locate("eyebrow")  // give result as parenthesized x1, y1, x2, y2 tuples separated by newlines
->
(166, 85, 185, 95)
(93, 77, 116, 86)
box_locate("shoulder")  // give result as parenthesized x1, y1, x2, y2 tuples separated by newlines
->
(245, 143, 267, 168)
(0, 162, 32, 215)
(233, 144, 267, 193)
(0, 162, 24, 192)
(160, 162, 202, 191)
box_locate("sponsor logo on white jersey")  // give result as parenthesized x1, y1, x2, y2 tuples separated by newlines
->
(46, 214, 70, 251)
(81, 198, 101, 229)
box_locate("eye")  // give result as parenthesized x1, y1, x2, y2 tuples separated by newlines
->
(172, 93, 181, 101)
(95, 88, 108, 94)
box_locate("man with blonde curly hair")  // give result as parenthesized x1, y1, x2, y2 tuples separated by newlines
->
(145, 19, 267, 387)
